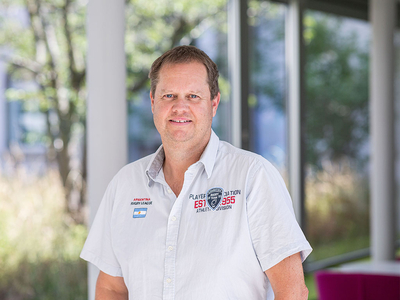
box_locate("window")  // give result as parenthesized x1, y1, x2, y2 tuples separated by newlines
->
(304, 10, 370, 261)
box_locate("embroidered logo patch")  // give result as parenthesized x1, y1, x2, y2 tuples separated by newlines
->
(191, 189, 241, 213)
(133, 208, 147, 218)
(206, 187, 223, 210)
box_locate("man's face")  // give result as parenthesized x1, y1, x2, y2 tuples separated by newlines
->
(151, 61, 220, 148)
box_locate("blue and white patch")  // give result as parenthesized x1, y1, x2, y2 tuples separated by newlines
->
(133, 208, 148, 218)
(206, 187, 223, 210)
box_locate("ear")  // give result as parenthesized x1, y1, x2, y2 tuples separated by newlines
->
(211, 92, 221, 117)
(150, 91, 155, 113)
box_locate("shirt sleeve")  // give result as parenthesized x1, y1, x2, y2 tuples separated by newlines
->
(246, 159, 312, 272)
(80, 177, 123, 277)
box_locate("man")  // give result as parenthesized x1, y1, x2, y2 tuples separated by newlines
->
(81, 45, 312, 300)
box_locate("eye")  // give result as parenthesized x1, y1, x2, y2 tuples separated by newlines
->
(164, 94, 174, 99)
(189, 94, 198, 99)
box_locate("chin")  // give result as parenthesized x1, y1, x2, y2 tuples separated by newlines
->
(165, 132, 192, 142)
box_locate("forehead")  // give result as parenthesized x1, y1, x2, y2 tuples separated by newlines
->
(157, 62, 208, 87)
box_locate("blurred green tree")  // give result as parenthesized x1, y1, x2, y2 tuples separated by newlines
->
(246, 6, 369, 170)
(1, 0, 87, 222)
(304, 13, 369, 168)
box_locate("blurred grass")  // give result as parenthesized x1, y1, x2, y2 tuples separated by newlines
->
(304, 162, 371, 300)
(310, 235, 370, 262)
(305, 162, 370, 262)
(0, 169, 87, 300)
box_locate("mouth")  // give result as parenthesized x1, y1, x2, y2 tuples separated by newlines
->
(170, 119, 192, 123)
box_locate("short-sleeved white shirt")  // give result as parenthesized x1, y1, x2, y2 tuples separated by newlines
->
(81, 131, 312, 299)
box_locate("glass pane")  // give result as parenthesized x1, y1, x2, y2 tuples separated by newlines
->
(304, 10, 371, 261)
(248, 1, 287, 173)
(125, 0, 229, 162)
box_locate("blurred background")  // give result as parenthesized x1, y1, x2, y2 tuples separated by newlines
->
(0, 0, 399, 299)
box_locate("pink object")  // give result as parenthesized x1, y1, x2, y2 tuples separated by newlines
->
(315, 270, 400, 300)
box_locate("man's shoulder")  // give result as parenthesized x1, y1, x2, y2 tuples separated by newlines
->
(217, 140, 265, 162)
(216, 140, 280, 175)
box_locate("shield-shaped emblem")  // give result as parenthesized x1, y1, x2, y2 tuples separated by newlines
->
(206, 187, 223, 210)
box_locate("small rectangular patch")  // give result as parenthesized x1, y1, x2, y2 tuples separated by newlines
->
(133, 208, 147, 218)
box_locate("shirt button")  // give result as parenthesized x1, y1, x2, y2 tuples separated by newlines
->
(171, 216, 177, 221)
(167, 188, 173, 194)
(168, 246, 173, 251)
(166, 278, 172, 283)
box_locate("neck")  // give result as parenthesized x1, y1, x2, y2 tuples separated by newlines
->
(162, 135, 210, 196)
(163, 146, 203, 176)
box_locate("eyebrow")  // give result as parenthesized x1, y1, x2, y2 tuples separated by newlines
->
(159, 89, 205, 94)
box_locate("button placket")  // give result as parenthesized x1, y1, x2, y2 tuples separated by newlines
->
(162, 170, 197, 300)
(162, 197, 181, 299)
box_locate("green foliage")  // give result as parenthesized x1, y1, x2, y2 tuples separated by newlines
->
(125, 0, 227, 98)
(250, 9, 370, 168)
(0, 170, 87, 299)
(304, 12, 370, 167)
(1, 0, 87, 221)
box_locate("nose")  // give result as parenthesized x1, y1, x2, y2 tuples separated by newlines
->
(172, 95, 189, 112)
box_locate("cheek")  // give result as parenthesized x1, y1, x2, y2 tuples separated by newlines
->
(152, 103, 170, 125)
(152, 108, 162, 123)
(152, 102, 166, 115)
(196, 108, 214, 125)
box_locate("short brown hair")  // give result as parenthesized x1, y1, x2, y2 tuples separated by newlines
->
(148, 45, 220, 99)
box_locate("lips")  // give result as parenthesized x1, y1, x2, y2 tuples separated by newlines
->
(170, 120, 191, 123)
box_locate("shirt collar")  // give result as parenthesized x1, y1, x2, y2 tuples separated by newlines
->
(146, 145, 165, 184)
(198, 130, 219, 179)
(145, 130, 219, 184)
